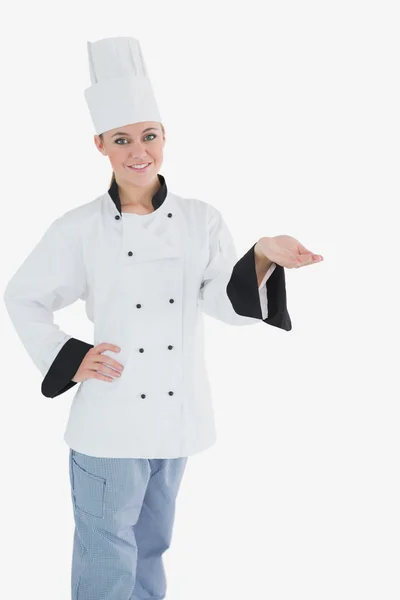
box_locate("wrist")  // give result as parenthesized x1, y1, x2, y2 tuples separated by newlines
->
(254, 239, 273, 288)
(254, 237, 271, 262)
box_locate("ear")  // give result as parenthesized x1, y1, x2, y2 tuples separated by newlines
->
(94, 134, 108, 156)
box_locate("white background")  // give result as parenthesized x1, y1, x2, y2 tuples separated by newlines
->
(0, 1, 399, 599)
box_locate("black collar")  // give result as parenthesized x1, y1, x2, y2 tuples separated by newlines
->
(108, 173, 168, 215)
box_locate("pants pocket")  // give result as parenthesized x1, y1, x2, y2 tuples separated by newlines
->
(71, 455, 106, 519)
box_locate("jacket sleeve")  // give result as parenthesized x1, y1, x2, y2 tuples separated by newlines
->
(227, 241, 292, 331)
(198, 205, 292, 330)
(3, 216, 94, 399)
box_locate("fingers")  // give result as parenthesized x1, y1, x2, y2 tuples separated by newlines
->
(83, 363, 122, 382)
(93, 354, 124, 373)
(91, 342, 120, 353)
(90, 343, 124, 372)
(84, 343, 124, 382)
(97, 366, 122, 380)
(95, 362, 123, 377)
(87, 357, 124, 381)
(294, 254, 323, 268)
(86, 369, 116, 382)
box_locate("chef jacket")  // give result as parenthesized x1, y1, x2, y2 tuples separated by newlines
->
(3, 173, 291, 458)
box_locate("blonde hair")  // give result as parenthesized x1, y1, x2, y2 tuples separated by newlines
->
(99, 123, 165, 188)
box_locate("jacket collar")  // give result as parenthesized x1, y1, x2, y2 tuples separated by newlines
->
(108, 173, 168, 215)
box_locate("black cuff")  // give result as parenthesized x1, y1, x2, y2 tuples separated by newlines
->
(41, 337, 94, 398)
(226, 242, 292, 331)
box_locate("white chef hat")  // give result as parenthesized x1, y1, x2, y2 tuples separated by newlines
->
(84, 36, 162, 135)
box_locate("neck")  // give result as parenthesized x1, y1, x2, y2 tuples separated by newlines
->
(116, 174, 161, 210)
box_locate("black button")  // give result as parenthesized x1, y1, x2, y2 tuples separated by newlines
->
(136, 304, 141, 308)
(115, 215, 120, 220)
(141, 394, 146, 399)
(168, 391, 174, 396)
(168, 345, 173, 350)
(128, 251, 133, 256)
(169, 299, 174, 303)
(167, 213, 172, 218)
(139, 348, 144, 353)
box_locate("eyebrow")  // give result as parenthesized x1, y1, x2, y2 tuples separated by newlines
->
(111, 127, 159, 138)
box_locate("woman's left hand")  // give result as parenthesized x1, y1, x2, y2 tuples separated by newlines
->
(256, 235, 324, 269)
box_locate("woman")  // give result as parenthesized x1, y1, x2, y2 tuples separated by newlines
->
(3, 36, 323, 600)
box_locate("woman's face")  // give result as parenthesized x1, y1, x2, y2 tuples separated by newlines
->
(94, 121, 165, 186)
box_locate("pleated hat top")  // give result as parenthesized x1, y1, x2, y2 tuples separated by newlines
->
(84, 36, 162, 135)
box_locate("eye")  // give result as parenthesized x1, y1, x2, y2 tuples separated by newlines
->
(114, 134, 157, 145)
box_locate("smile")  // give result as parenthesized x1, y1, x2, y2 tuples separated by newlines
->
(127, 162, 152, 172)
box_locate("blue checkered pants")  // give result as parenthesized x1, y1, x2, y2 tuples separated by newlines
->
(68, 448, 188, 599)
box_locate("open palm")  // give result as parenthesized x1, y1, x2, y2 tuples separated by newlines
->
(258, 235, 324, 269)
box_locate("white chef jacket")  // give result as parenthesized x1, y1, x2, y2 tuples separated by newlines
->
(3, 174, 291, 458)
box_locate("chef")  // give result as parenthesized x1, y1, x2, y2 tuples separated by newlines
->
(3, 36, 323, 600)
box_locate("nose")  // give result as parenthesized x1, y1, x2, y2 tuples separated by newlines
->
(129, 139, 149, 158)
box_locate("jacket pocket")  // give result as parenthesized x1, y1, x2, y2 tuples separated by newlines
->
(71, 455, 106, 518)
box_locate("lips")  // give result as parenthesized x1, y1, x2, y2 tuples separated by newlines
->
(127, 162, 152, 169)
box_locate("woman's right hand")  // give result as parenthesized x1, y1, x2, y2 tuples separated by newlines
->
(72, 343, 124, 383)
